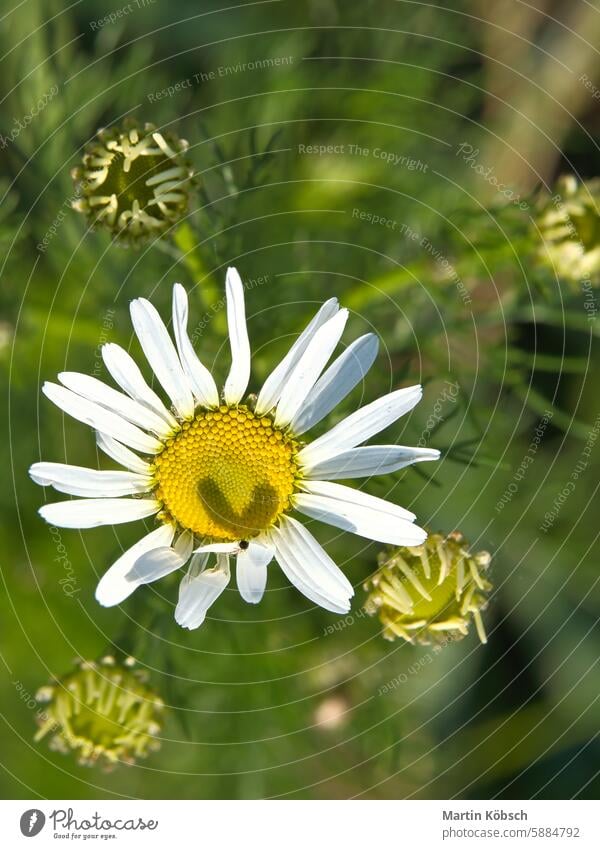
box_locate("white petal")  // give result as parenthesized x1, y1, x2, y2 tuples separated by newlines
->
(96, 524, 175, 606)
(43, 382, 163, 454)
(188, 551, 210, 573)
(130, 297, 195, 419)
(294, 487, 426, 547)
(29, 462, 153, 497)
(102, 343, 177, 428)
(271, 516, 353, 613)
(255, 298, 339, 415)
(223, 267, 251, 405)
(282, 515, 354, 596)
(39, 497, 159, 529)
(299, 479, 415, 521)
(193, 542, 238, 554)
(298, 384, 423, 467)
(172, 284, 219, 408)
(236, 539, 274, 604)
(304, 445, 440, 480)
(175, 554, 230, 629)
(275, 310, 348, 428)
(291, 333, 379, 435)
(302, 481, 416, 522)
(96, 433, 151, 475)
(127, 531, 193, 585)
(58, 372, 172, 438)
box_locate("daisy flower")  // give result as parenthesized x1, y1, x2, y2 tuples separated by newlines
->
(30, 268, 439, 629)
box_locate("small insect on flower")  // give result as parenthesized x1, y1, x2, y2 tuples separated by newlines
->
(535, 174, 600, 285)
(34, 656, 164, 769)
(30, 267, 440, 629)
(72, 119, 194, 247)
(364, 531, 492, 645)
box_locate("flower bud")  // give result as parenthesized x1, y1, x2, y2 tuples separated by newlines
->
(364, 532, 492, 645)
(72, 120, 194, 246)
(34, 656, 164, 768)
(536, 175, 600, 283)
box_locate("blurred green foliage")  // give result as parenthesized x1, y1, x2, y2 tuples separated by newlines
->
(1, 0, 598, 799)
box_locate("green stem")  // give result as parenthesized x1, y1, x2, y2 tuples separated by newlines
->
(105, 590, 165, 663)
(173, 221, 220, 314)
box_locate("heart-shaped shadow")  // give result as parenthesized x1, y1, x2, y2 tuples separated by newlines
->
(196, 477, 281, 537)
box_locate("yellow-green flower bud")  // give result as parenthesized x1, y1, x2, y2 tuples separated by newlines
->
(34, 656, 164, 768)
(536, 175, 600, 284)
(72, 120, 194, 247)
(364, 531, 492, 645)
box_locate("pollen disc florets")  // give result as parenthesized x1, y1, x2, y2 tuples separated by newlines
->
(154, 405, 299, 541)
(72, 120, 194, 247)
(364, 531, 492, 645)
(34, 656, 164, 768)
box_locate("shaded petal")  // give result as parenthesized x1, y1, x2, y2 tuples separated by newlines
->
(42, 382, 162, 454)
(96, 524, 175, 606)
(270, 517, 353, 613)
(304, 445, 440, 480)
(29, 462, 153, 498)
(193, 542, 238, 555)
(172, 284, 219, 408)
(102, 343, 177, 428)
(58, 372, 172, 437)
(294, 485, 426, 546)
(279, 514, 354, 597)
(298, 384, 423, 467)
(130, 297, 195, 419)
(236, 539, 274, 604)
(39, 497, 160, 529)
(127, 531, 193, 585)
(175, 554, 230, 630)
(95, 433, 151, 475)
(223, 267, 251, 405)
(274, 310, 348, 428)
(300, 480, 415, 521)
(255, 298, 339, 416)
(290, 333, 379, 435)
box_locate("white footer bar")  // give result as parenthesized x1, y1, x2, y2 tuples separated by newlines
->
(0, 800, 597, 848)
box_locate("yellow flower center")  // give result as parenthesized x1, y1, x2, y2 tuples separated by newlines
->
(154, 406, 299, 541)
